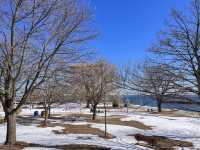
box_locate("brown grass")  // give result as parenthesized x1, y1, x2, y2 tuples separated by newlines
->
(0, 142, 25, 150)
(68, 113, 93, 118)
(53, 124, 114, 139)
(97, 106, 122, 109)
(88, 116, 152, 130)
(133, 134, 193, 149)
(150, 110, 190, 117)
(0, 142, 111, 150)
(51, 113, 152, 130)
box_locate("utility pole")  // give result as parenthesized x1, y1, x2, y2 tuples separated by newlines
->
(104, 98, 107, 137)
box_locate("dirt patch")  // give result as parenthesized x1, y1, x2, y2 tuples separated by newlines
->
(0, 142, 111, 150)
(133, 134, 193, 149)
(97, 106, 122, 109)
(53, 124, 114, 139)
(55, 144, 111, 150)
(61, 114, 151, 130)
(67, 113, 93, 119)
(150, 110, 190, 117)
(48, 113, 92, 122)
(18, 113, 151, 131)
(88, 116, 152, 130)
(0, 142, 25, 150)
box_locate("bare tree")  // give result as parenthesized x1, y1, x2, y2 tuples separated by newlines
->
(119, 62, 184, 112)
(40, 80, 66, 126)
(150, 0, 200, 99)
(0, 0, 96, 145)
(70, 60, 117, 120)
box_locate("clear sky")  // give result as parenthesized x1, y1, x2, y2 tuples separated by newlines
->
(90, 0, 189, 66)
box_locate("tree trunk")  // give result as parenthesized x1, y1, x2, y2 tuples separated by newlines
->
(4, 112, 7, 122)
(5, 112, 16, 145)
(44, 107, 48, 126)
(157, 100, 162, 112)
(48, 106, 51, 118)
(92, 104, 97, 120)
(86, 100, 90, 108)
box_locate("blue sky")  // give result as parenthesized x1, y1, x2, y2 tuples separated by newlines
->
(90, 0, 188, 66)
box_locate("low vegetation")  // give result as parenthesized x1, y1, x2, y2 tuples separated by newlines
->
(53, 124, 114, 139)
(133, 134, 193, 149)
(61, 113, 151, 130)
(89, 116, 152, 130)
(0, 142, 111, 150)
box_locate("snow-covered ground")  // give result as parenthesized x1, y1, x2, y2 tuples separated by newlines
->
(121, 112, 200, 148)
(20, 103, 90, 116)
(0, 123, 142, 150)
(0, 103, 200, 149)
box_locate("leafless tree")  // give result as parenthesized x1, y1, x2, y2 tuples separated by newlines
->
(0, 0, 96, 145)
(69, 60, 117, 120)
(40, 79, 66, 126)
(119, 62, 185, 112)
(150, 0, 200, 99)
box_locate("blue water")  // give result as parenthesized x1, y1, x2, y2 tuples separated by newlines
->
(123, 95, 200, 112)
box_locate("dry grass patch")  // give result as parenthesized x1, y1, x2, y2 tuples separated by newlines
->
(0, 142, 111, 150)
(133, 134, 193, 149)
(150, 110, 190, 118)
(53, 124, 114, 139)
(0, 142, 25, 150)
(55, 144, 111, 150)
(89, 116, 152, 130)
(97, 106, 123, 109)
(49, 113, 93, 120)
(68, 113, 93, 118)
(61, 113, 151, 130)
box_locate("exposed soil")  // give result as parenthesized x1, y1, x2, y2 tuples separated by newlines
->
(96, 106, 123, 109)
(0, 142, 111, 150)
(18, 113, 152, 130)
(132, 134, 193, 149)
(53, 124, 114, 139)
(88, 116, 152, 130)
(65, 114, 152, 130)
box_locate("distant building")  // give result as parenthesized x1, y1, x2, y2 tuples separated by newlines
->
(69, 63, 101, 74)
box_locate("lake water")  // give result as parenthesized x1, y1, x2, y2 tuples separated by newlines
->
(123, 95, 200, 112)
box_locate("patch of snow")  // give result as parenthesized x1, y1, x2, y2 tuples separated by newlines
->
(0, 123, 143, 150)
(91, 123, 144, 145)
(121, 112, 200, 148)
(0, 112, 4, 117)
(19, 103, 90, 116)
